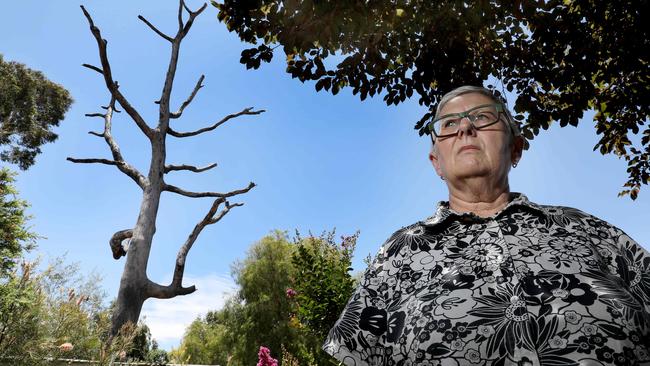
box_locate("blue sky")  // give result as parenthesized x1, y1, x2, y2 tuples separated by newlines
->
(3, 1, 649, 351)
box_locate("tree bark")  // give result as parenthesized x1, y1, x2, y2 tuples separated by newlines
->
(110, 178, 163, 334)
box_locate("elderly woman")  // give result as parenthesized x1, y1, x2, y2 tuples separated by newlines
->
(323, 86, 650, 365)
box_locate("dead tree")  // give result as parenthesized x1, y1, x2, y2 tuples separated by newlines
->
(68, 1, 264, 336)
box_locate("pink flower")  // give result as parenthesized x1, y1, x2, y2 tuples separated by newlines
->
(285, 288, 297, 298)
(257, 346, 278, 366)
(59, 342, 74, 352)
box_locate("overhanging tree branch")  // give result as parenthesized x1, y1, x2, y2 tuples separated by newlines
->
(164, 162, 217, 173)
(168, 107, 265, 137)
(80, 5, 154, 140)
(163, 181, 255, 198)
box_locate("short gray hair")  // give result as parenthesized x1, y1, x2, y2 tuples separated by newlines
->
(434, 85, 521, 138)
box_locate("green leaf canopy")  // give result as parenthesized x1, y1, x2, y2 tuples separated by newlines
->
(215, 0, 649, 198)
(0, 55, 73, 170)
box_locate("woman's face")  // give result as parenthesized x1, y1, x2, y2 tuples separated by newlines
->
(429, 93, 521, 184)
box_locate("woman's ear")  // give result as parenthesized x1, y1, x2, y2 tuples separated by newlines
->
(511, 136, 524, 164)
(429, 149, 444, 177)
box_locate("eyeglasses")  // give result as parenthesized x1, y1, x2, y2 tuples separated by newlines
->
(428, 103, 507, 138)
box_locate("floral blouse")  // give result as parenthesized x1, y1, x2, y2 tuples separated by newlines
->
(323, 193, 650, 365)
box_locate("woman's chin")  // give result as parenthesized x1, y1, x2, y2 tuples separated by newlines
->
(451, 163, 492, 180)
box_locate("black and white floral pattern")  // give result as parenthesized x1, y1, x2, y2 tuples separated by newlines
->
(323, 193, 650, 365)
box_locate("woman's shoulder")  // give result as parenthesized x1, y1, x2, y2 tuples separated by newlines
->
(372, 219, 450, 263)
(532, 201, 618, 229)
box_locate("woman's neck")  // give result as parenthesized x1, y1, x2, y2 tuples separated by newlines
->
(447, 183, 512, 218)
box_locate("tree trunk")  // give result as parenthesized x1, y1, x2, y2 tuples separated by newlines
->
(110, 181, 162, 336)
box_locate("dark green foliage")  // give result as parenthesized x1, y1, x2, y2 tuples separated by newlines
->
(215, 0, 650, 198)
(174, 299, 246, 365)
(127, 322, 151, 361)
(231, 230, 303, 364)
(291, 231, 357, 340)
(0, 168, 36, 276)
(0, 55, 73, 170)
(175, 231, 302, 365)
(146, 340, 170, 366)
(175, 230, 360, 365)
(289, 231, 358, 365)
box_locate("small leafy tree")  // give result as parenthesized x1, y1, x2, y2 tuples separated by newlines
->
(146, 339, 170, 366)
(0, 255, 148, 365)
(0, 168, 36, 275)
(230, 231, 301, 365)
(288, 230, 358, 365)
(291, 231, 357, 338)
(127, 321, 151, 361)
(0, 169, 42, 365)
(174, 230, 361, 365)
(0, 55, 73, 170)
(175, 316, 223, 364)
(0, 261, 45, 365)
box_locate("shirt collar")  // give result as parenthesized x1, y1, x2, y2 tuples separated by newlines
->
(422, 192, 545, 227)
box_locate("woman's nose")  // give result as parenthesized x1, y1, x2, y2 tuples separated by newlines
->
(457, 117, 477, 136)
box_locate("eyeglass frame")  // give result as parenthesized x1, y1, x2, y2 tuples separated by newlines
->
(427, 103, 515, 144)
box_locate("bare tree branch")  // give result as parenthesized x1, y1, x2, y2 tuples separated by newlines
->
(154, 1, 207, 133)
(109, 229, 133, 260)
(164, 162, 217, 173)
(67, 156, 145, 189)
(170, 74, 204, 119)
(207, 201, 243, 225)
(181, 0, 193, 15)
(70, 95, 148, 189)
(67, 157, 121, 166)
(137, 15, 173, 42)
(146, 280, 196, 299)
(147, 198, 243, 299)
(82, 63, 104, 74)
(177, 0, 184, 30)
(85, 113, 106, 118)
(100, 98, 148, 188)
(163, 181, 255, 198)
(168, 107, 265, 137)
(80, 5, 153, 140)
(180, 2, 207, 37)
(101, 105, 121, 113)
(165, 198, 242, 295)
